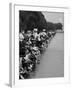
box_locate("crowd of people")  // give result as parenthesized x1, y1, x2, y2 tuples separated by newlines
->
(19, 28, 56, 79)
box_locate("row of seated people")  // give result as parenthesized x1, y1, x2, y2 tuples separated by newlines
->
(19, 28, 56, 79)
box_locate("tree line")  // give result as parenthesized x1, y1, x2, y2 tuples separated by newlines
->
(19, 11, 63, 33)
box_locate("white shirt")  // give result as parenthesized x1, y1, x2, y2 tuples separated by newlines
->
(19, 33, 24, 41)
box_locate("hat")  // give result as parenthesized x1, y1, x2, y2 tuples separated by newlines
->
(43, 29, 46, 31)
(34, 28, 38, 32)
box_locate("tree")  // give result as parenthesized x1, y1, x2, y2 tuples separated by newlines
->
(54, 23, 63, 30)
(19, 11, 47, 33)
(19, 11, 63, 33)
(46, 22, 56, 31)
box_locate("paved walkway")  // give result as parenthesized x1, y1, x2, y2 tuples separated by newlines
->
(34, 33, 64, 78)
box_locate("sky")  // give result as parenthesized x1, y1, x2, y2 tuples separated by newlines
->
(42, 12, 64, 24)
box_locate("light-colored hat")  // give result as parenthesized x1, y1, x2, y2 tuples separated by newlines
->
(34, 28, 38, 32)
(43, 29, 46, 31)
(27, 30, 31, 33)
(33, 46, 38, 50)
